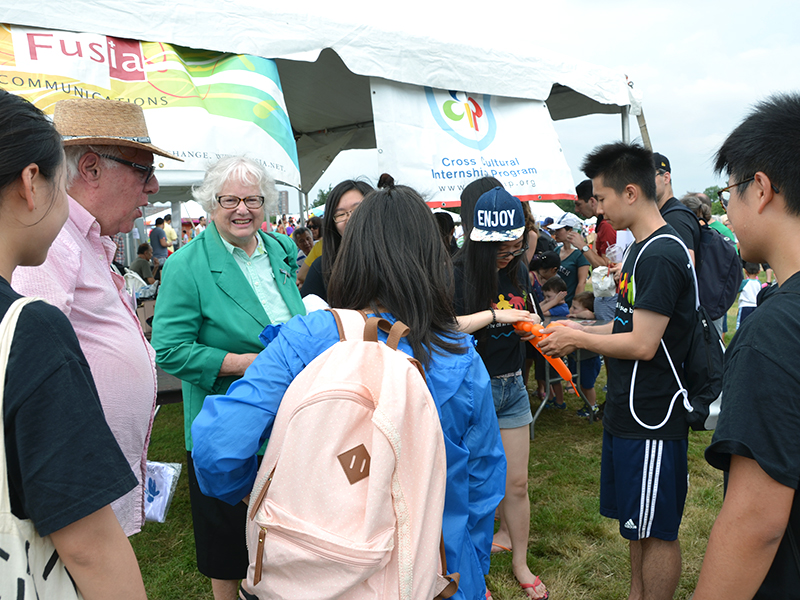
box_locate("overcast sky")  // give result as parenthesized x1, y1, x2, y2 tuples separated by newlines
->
(303, 0, 800, 211)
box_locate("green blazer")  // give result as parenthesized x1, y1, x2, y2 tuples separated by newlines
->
(151, 222, 306, 450)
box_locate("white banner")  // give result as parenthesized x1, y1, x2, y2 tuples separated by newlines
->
(0, 24, 300, 187)
(371, 79, 576, 207)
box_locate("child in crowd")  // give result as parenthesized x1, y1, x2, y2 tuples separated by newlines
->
(737, 262, 762, 329)
(530, 256, 567, 408)
(529, 250, 560, 302)
(569, 291, 597, 320)
(541, 277, 569, 317)
(565, 291, 603, 418)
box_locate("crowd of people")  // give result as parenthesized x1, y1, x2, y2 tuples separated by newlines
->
(3, 89, 800, 600)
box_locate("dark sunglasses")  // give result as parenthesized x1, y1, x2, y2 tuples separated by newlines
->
(98, 153, 155, 184)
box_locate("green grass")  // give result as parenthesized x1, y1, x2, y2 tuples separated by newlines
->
(484, 367, 722, 600)
(130, 402, 209, 599)
(134, 304, 741, 598)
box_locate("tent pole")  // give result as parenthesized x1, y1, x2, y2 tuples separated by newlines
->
(637, 110, 652, 151)
(621, 106, 631, 144)
(171, 201, 182, 249)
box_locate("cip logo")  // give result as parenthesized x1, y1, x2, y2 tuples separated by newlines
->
(425, 87, 496, 150)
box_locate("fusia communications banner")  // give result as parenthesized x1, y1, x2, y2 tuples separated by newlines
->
(371, 79, 576, 207)
(0, 24, 299, 186)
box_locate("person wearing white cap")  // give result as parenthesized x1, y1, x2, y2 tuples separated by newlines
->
(547, 212, 590, 307)
(453, 186, 549, 600)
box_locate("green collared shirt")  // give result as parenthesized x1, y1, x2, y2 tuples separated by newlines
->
(220, 234, 293, 324)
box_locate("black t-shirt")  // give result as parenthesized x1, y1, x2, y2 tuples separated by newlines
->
(660, 197, 701, 252)
(454, 262, 534, 377)
(300, 258, 327, 301)
(706, 272, 800, 598)
(1, 278, 136, 536)
(604, 225, 695, 440)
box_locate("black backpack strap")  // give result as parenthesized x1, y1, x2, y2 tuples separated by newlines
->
(662, 202, 700, 221)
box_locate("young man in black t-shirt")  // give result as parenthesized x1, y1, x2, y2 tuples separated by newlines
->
(693, 94, 800, 600)
(539, 143, 695, 600)
(653, 152, 701, 266)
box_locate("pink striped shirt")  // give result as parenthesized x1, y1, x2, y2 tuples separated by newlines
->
(13, 196, 156, 536)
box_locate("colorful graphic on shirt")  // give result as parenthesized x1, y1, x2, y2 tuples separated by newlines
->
(493, 291, 527, 311)
(619, 272, 635, 306)
(490, 290, 528, 339)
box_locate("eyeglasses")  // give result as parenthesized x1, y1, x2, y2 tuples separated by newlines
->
(98, 154, 156, 184)
(497, 244, 528, 260)
(718, 176, 781, 209)
(308, 225, 320, 229)
(332, 204, 361, 224)
(216, 195, 266, 209)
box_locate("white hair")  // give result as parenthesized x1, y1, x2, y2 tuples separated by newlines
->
(192, 156, 278, 217)
(64, 145, 124, 187)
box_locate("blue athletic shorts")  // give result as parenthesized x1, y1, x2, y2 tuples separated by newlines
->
(599, 430, 688, 541)
(491, 372, 533, 429)
(568, 355, 603, 389)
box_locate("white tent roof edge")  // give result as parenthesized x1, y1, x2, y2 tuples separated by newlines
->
(1, 3, 634, 109)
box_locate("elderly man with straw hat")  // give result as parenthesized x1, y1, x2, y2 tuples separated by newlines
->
(14, 98, 183, 536)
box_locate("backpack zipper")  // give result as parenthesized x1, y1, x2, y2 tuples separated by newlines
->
(254, 526, 267, 585)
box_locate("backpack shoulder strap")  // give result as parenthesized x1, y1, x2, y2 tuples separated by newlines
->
(662, 202, 699, 221)
(329, 308, 410, 351)
(632, 233, 700, 309)
(626, 234, 696, 430)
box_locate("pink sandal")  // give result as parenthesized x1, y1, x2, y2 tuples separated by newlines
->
(520, 575, 549, 600)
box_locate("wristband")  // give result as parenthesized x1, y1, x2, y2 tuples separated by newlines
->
(490, 307, 497, 325)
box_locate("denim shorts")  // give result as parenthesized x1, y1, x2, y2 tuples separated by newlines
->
(490, 372, 533, 429)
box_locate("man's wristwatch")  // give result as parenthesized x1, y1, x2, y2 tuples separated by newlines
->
(581, 245, 590, 253)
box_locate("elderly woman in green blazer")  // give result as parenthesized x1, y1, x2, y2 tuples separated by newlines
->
(151, 156, 305, 600)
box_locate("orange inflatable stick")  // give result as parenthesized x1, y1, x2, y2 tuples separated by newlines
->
(513, 321, 580, 396)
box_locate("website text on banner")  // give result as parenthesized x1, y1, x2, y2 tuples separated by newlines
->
(371, 79, 576, 207)
(0, 24, 299, 187)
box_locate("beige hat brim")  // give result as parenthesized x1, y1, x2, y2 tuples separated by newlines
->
(61, 135, 182, 161)
(55, 98, 183, 162)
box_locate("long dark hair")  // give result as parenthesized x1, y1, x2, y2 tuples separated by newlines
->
(321, 179, 374, 285)
(454, 235, 526, 315)
(0, 90, 63, 195)
(328, 183, 465, 368)
(455, 177, 526, 315)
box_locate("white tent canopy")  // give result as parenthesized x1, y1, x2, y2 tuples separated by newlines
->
(1, 3, 639, 199)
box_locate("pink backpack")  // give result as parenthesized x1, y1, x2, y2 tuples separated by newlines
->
(242, 309, 459, 600)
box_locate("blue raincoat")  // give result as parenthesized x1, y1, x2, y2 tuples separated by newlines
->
(192, 310, 506, 600)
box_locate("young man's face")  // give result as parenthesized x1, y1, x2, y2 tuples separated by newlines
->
(573, 196, 595, 219)
(592, 176, 628, 230)
(724, 175, 761, 263)
(655, 169, 670, 203)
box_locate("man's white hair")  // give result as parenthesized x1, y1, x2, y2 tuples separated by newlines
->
(64, 145, 125, 187)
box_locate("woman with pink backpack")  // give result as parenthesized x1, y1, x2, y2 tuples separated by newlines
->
(192, 181, 506, 600)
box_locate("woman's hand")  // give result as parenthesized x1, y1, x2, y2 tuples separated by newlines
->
(219, 352, 259, 377)
(456, 309, 540, 334)
(495, 309, 540, 325)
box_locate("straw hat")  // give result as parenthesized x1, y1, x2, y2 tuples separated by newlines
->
(54, 98, 182, 161)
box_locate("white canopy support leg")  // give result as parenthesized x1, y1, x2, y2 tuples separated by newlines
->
(621, 105, 631, 144)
